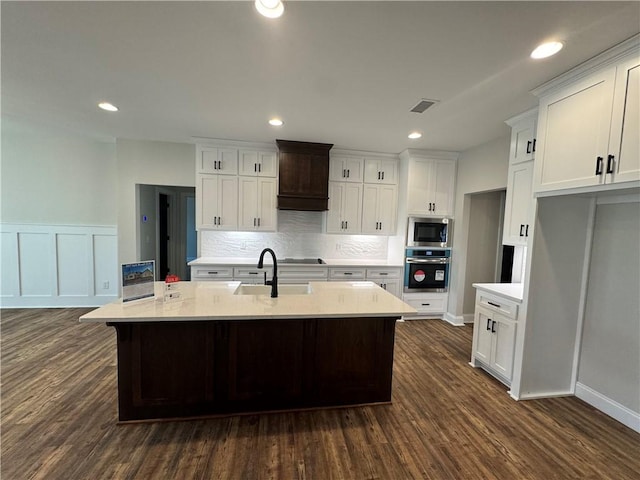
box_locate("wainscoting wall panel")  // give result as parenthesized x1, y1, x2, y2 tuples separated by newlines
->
(0, 224, 118, 308)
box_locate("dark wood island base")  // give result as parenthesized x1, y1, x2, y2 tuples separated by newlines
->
(108, 316, 397, 422)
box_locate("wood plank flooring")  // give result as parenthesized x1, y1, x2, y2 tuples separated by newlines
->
(2, 308, 638, 479)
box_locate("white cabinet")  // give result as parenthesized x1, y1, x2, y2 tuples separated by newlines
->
(238, 150, 277, 177)
(361, 184, 397, 235)
(471, 289, 518, 385)
(238, 177, 277, 231)
(364, 158, 398, 184)
(278, 267, 329, 284)
(197, 175, 238, 230)
(534, 48, 639, 193)
(503, 162, 534, 246)
(402, 292, 449, 317)
(329, 155, 364, 182)
(404, 156, 456, 217)
(234, 266, 272, 284)
(506, 108, 537, 165)
(197, 146, 238, 175)
(329, 267, 366, 281)
(366, 268, 402, 298)
(326, 182, 362, 234)
(191, 266, 234, 280)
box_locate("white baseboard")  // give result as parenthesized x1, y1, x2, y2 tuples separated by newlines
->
(462, 313, 474, 324)
(575, 382, 640, 433)
(0, 295, 117, 308)
(517, 390, 573, 400)
(442, 312, 465, 326)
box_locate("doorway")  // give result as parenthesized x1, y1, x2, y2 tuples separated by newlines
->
(137, 185, 196, 281)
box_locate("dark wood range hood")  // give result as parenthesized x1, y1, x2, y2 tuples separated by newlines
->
(276, 139, 333, 211)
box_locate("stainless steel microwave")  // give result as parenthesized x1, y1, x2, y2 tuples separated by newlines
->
(407, 217, 452, 248)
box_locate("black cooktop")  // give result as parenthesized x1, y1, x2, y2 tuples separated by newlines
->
(277, 258, 326, 264)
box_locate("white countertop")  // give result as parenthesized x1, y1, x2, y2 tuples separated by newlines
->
(80, 281, 417, 323)
(188, 257, 404, 268)
(472, 283, 524, 303)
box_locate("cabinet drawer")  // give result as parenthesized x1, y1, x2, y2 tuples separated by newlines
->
(192, 266, 234, 280)
(366, 268, 401, 279)
(477, 293, 518, 319)
(404, 297, 446, 313)
(329, 268, 366, 280)
(279, 267, 329, 283)
(233, 267, 272, 278)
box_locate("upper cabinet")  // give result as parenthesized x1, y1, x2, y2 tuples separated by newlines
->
(238, 177, 277, 231)
(197, 146, 238, 175)
(197, 175, 238, 230)
(402, 152, 457, 217)
(364, 158, 398, 184)
(533, 37, 639, 194)
(329, 155, 364, 183)
(361, 184, 397, 235)
(238, 150, 277, 177)
(503, 109, 537, 246)
(326, 182, 363, 234)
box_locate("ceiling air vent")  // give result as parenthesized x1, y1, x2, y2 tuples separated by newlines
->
(410, 99, 439, 113)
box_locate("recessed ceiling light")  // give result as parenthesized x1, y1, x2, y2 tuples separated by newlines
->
(268, 118, 284, 126)
(255, 0, 284, 19)
(98, 102, 118, 112)
(531, 41, 563, 59)
(408, 132, 422, 139)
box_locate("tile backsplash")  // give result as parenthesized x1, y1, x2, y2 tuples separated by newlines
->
(200, 210, 388, 259)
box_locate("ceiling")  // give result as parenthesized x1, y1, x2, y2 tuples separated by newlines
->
(2, 1, 639, 154)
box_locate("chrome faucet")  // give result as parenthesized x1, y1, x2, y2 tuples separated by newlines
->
(257, 248, 278, 298)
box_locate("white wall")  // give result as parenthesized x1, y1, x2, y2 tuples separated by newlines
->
(116, 139, 195, 266)
(578, 201, 639, 418)
(0, 116, 119, 306)
(1, 115, 117, 224)
(447, 135, 510, 322)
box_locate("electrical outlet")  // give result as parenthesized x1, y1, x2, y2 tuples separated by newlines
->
(103, 281, 109, 290)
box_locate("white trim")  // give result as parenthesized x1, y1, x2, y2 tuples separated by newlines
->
(331, 148, 400, 160)
(596, 192, 640, 205)
(442, 312, 465, 326)
(504, 107, 538, 127)
(572, 198, 597, 389)
(516, 390, 574, 400)
(576, 382, 640, 433)
(534, 181, 640, 198)
(192, 137, 277, 151)
(399, 149, 459, 162)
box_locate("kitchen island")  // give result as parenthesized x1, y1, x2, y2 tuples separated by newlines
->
(80, 281, 416, 422)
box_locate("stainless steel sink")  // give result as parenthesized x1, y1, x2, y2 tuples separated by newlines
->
(277, 258, 326, 264)
(234, 284, 313, 295)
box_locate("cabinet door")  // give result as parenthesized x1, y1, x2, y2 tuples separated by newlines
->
(509, 118, 536, 165)
(431, 160, 456, 216)
(256, 178, 277, 231)
(375, 279, 401, 298)
(502, 162, 534, 246)
(535, 67, 616, 192)
(326, 182, 345, 233)
(329, 155, 364, 182)
(407, 159, 434, 215)
(361, 184, 380, 234)
(238, 177, 258, 230)
(258, 151, 277, 177)
(217, 148, 239, 175)
(216, 176, 238, 230)
(492, 316, 516, 380)
(608, 58, 640, 184)
(364, 158, 398, 184)
(376, 185, 397, 235)
(342, 183, 362, 233)
(238, 150, 259, 176)
(474, 310, 493, 364)
(199, 175, 219, 229)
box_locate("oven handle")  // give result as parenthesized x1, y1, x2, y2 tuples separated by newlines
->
(406, 258, 449, 264)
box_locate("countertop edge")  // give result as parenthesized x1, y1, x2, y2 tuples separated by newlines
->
(472, 283, 524, 303)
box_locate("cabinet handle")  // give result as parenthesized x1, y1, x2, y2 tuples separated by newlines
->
(253, 218, 256, 226)
(382, 171, 385, 180)
(208, 271, 218, 275)
(488, 301, 501, 308)
(379, 221, 382, 230)
(526, 140, 532, 154)
(214, 217, 217, 225)
(218, 160, 223, 170)
(347, 169, 350, 178)
(258, 163, 262, 173)
(344, 272, 353, 275)
(422, 303, 431, 306)
(532, 139, 536, 153)
(382, 283, 386, 289)
(486, 318, 492, 330)
(491, 321, 496, 333)
(248, 271, 258, 275)
(378, 172, 381, 180)
(218, 216, 221, 225)
(595, 156, 603, 175)
(519, 224, 524, 237)
(379, 272, 388, 276)
(258, 218, 261, 227)
(606, 154, 615, 174)
(345, 221, 348, 229)
(254, 163, 257, 172)
(343, 169, 346, 178)
(525, 224, 529, 237)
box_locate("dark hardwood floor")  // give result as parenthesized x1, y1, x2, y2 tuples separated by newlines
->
(2, 308, 638, 479)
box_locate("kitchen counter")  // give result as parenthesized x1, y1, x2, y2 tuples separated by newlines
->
(472, 283, 524, 303)
(188, 257, 404, 267)
(80, 281, 416, 323)
(81, 281, 415, 422)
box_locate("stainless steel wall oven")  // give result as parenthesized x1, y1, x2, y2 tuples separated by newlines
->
(404, 248, 450, 293)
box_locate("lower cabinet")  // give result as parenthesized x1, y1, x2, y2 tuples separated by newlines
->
(110, 316, 396, 421)
(471, 290, 518, 385)
(401, 292, 449, 317)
